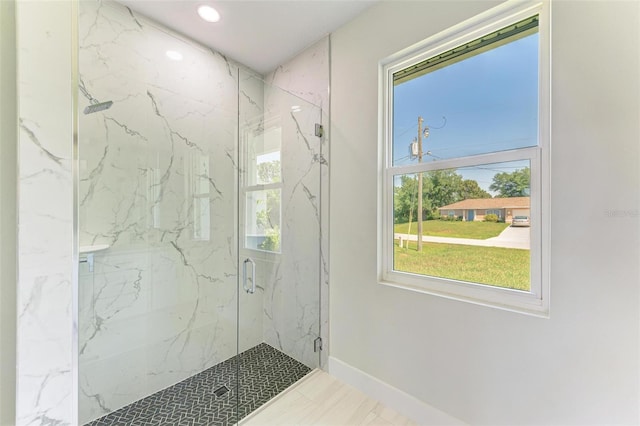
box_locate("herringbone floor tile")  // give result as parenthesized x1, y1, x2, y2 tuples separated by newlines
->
(86, 343, 311, 426)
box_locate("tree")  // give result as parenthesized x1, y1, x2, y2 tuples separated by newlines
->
(256, 160, 281, 251)
(394, 170, 497, 223)
(489, 167, 530, 197)
(257, 160, 280, 184)
(393, 174, 433, 223)
(425, 169, 464, 209)
(460, 179, 491, 200)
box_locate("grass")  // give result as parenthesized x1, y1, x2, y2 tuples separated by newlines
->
(394, 240, 530, 291)
(394, 220, 509, 240)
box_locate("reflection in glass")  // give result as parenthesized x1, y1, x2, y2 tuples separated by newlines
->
(189, 153, 211, 241)
(245, 189, 281, 252)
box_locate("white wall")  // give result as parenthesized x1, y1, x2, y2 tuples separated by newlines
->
(329, 1, 640, 424)
(0, 0, 17, 424)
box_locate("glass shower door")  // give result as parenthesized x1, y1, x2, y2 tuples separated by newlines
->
(77, 2, 240, 424)
(237, 71, 322, 418)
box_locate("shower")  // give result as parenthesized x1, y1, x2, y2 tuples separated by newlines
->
(76, 2, 326, 424)
(83, 101, 113, 115)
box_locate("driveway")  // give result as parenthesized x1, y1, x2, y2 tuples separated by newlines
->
(486, 226, 530, 249)
(395, 225, 530, 250)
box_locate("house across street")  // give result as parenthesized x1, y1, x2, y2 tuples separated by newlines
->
(438, 196, 530, 224)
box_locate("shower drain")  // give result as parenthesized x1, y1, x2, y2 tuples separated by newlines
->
(213, 385, 230, 398)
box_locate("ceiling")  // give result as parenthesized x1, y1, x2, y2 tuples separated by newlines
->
(118, 0, 377, 75)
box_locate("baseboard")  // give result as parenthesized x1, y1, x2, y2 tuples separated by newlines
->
(327, 357, 466, 426)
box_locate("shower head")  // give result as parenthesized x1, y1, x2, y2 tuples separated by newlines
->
(83, 101, 113, 115)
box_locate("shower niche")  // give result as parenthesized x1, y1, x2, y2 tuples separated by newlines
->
(77, 2, 324, 424)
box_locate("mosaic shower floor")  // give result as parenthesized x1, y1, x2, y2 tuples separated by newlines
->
(86, 343, 312, 426)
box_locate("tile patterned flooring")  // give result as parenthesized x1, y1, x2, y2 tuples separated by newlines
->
(86, 343, 311, 426)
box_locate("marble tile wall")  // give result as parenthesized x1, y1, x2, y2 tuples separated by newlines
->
(15, 1, 76, 424)
(77, 2, 262, 423)
(264, 39, 330, 369)
(15, 1, 329, 424)
(260, 86, 322, 368)
(238, 74, 322, 368)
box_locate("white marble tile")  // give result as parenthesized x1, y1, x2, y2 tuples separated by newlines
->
(16, 0, 329, 424)
(18, 2, 333, 424)
(77, 1, 246, 422)
(16, 1, 75, 424)
(259, 39, 329, 369)
(266, 38, 330, 111)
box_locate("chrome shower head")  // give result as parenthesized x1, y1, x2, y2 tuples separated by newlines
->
(83, 101, 113, 115)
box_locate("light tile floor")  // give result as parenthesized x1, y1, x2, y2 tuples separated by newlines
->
(241, 370, 417, 426)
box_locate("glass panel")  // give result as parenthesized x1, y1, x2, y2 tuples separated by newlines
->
(393, 160, 531, 291)
(247, 126, 282, 186)
(77, 2, 323, 424)
(245, 189, 281, 252)
(189, 153, 212, 241)
(238, 70, 322, 418)
(78, 1, 239, 424)
(392, 28, 539, 165)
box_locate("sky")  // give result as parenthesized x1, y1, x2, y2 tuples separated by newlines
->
(392, 31, 539, 193)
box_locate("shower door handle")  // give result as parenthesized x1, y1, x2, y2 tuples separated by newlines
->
(243, 258, 256, 294)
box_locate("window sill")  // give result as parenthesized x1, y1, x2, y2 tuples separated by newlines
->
(379, 275, 549, 318)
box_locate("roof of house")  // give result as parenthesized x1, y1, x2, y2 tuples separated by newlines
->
(438, 196, 530, 210)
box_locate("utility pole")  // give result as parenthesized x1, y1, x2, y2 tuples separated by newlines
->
(417, 116, 423, 252)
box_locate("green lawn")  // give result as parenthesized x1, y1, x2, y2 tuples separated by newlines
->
(394, 241, 530, 291)
(394, 220, 508, 240)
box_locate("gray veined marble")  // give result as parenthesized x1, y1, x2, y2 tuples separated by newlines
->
(77, 1, 241, 423)
(14, 0, 329, 424)
(74, 1, 329, 424)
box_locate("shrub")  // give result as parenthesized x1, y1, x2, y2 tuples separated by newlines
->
(259, 226, 280, 252)
(484, 214, 499, 222)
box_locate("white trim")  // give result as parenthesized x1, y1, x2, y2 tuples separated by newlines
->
(380, 1, 544, 73)
(328, 357, 466, 426)
(377, 0, 550, 317)
(387, 146, 538, 175)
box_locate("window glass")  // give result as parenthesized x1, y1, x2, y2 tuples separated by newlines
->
(392, 160, 531, 291)
(244, 124, 282, 253)
(392, 24, 539, 165)
(245, 189, 281, 252)
(381, 5, 548, 314)
(247, 126, 281, 185)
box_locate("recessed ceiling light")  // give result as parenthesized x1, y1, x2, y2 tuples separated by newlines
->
(198, 5, 220, 23)
(166, 50, 183, 61)
(291, 105, 302, 113)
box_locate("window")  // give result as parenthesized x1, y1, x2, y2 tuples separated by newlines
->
(486, 209, 503, 221)
(244, 123, 282, 253)
(380, 2, 549, 315)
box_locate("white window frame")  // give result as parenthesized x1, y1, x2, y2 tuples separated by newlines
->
(378, 0, 550, 317)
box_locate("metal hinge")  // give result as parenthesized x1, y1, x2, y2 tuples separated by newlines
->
(314, 337, 323, 352)
(315, 123, 324, 138)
